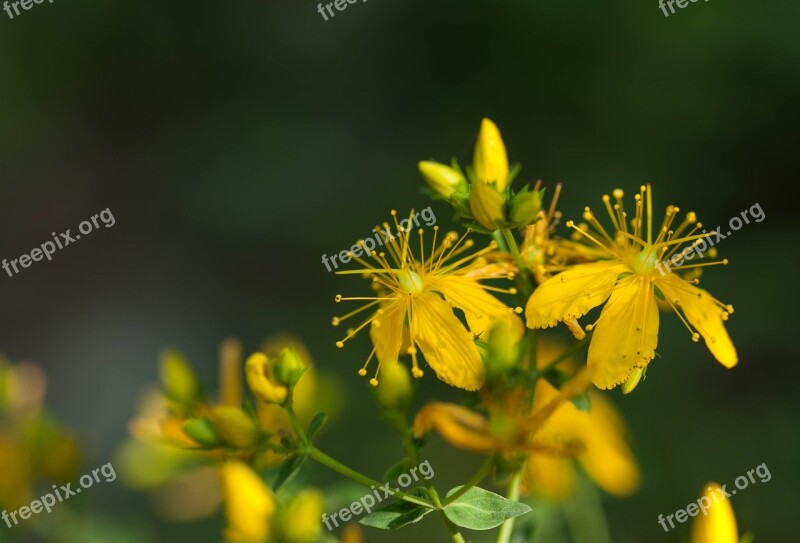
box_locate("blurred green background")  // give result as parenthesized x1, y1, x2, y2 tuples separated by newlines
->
(0, 0, 798, 541)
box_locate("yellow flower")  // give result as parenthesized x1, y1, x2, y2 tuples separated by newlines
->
(333, 211, 522, 391)
(473, 118, 509, 190)
(245, 353, 288, 404)
(524, 379, 639, 499)
(691, 482, 738, 543)
(281, 489, 325, 543)
(412, 369, 593, 453)
(418, 161, 465, 198)
(220, 461, 275, 543)
(525, 185, 737, 389)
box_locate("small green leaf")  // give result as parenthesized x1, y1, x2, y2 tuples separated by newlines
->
(183, 418, 218, 447)
(272, 454, 306, 491)
(570, 393, 591, 412)
(359, 488, 434, 530)
(443, 486, 532, 530)
(307, 412, 328, 439)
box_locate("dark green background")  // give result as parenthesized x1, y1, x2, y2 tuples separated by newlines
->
(0, 0, 798, 541)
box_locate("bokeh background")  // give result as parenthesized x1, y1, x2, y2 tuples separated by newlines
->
(1, 0, 798, 541)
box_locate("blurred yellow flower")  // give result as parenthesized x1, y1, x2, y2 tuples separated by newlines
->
(0, 357, 81, 510)
(246, 353, 289, 405)
(524, 379, 639, 499)
(691, 483, 738, 543)
(334, 212, 521, 391)
(281, 489, 325, 543)
(525, 185, 737, 389)
(220, 461, 275, 543)
(412, 369, 592, 454)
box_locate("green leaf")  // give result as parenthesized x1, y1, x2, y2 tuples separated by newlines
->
(272, 453, 306, 491)
(570, 393, 591, 413)
(307, 412, 328, 439)
(182, 418, 218, 447)
(443, 486, 532, 530)
(359, 488, 434, 530)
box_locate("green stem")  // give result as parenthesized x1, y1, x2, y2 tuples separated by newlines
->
(428, 485, 466, 543)
(500, 228, 533, 297)
(495, 470, 523, 543)
(306, 446, 433, 508)
(284, 399, 308, 446)
(442, 454, 495, 506)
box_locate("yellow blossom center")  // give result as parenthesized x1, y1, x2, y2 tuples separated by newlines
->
(396, 269, 425, 294)
(632, 246, 658, 276)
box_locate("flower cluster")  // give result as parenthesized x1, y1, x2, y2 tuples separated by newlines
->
(119, 118, 746, 543)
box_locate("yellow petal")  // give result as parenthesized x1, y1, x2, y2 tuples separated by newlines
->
(691, 482, 738, 543)
(658, 274, 738, 368)
(410, 292, 485, 390)
(587, 276, 659, 389)
(369, 298, 406, 364)
(524, 453, 574, 500)
(473, 118, 509, 190)
(282, 489, 325, 543)
(433, 275, 523, 340)
(220, 461, 275, 543)
(219, 338, 243, 407)
(525, 262, 627, 329)
(413, 402, 497, 453)
(245, 353, 287, 404)
(577, 393, 639, 496)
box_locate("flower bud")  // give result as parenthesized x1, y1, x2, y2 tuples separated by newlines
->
(375, 361, 413, 409)
(211, 406, 259, 449)
(418, 161, 465, 198)
(473, 118, 509, 191)
(469, 180, 506, 231)
(509, 187, 543, 228)
(246, 353, 288, 404)
(485, 320, 519, 379)
(621, 367, 644, 395)
(275, 347, 306, 387)
(159, 350, 201, 405)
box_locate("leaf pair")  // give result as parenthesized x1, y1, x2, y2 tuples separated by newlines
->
(360, 486, 531, 531)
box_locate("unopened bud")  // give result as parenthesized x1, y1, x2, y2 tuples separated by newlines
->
(418, 161, 465, 198)
(159, 350, 201, 405)
(275, 346, 306, 387)
(509, 188, 543, 228)
(622, 367, 644, 395)
(375, 361, 413, 409)
(469, 180, 506, 231)
(211, 406, 258, 449)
